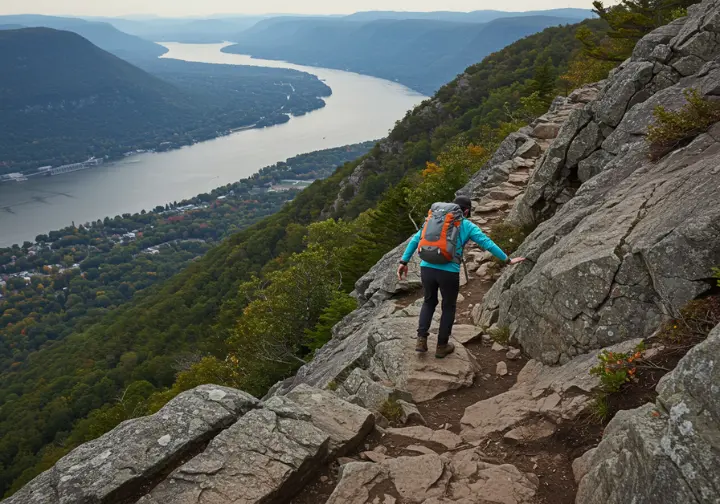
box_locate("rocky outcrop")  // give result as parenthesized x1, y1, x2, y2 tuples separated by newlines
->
(276, 306, 477, 404)
(4, 385, 259, 504)
(460, 339, 642, 442)
(10, 385, 373, 504)
(478, 0, 720, 364)
(327, 449, 539, 504)
(576, 323, 720, 504)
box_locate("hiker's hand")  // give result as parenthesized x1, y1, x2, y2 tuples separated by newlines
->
(508, 257, 526, 265)
(397, 264, 409, 281)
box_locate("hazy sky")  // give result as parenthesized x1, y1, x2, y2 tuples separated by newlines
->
(0, 0, 597, 17)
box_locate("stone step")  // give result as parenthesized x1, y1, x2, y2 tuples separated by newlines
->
(472, 199, 510, 213)
(326, 449, 538, 504)
(531, 122, 561, 140)
(508, 171, 531, 185)
(487, 183, 523, 201)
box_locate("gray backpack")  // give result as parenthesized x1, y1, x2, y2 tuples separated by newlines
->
(417, 202, 464, 264)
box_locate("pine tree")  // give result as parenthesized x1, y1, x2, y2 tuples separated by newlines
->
(588, 0, 699, 62)
(530, 58, 557, 106)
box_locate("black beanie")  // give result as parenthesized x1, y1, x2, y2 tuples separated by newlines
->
(454, 195, 472, 211)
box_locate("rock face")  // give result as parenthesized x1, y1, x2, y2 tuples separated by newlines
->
(479, 0, 720, 364)
(328, 449, 539, 504)
(576, 323, 720, 504)
(5, 385, 259, 504)
(8, 385, 374, 504)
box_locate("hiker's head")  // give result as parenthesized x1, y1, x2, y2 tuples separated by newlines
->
(454, 195, 472, 217)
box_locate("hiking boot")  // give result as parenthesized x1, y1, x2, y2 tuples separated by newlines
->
(435, 342, 455, 359)
(416, 337, 428, 353)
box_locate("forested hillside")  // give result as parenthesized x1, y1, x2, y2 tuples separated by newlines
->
(0, 18, 609, 497)
(223, 15, 594, 94)
(0, 28, 330, 174)
(0, 14, 167, 60)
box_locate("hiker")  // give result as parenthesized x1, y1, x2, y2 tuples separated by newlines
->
(396, 195, 525, 358)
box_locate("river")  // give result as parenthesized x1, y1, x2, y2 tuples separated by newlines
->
(0, 42, 426, 248)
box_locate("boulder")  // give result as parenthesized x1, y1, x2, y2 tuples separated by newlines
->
(496, 361, 508, 376)
(503, 419, 556, 444)
(572, 447, 597, 484)
(352, 238, 421, 306)
(531, 122, 561, 139)
(369, 328, 478, 403)
(338, 367, 413, 411)
(506, 348, 522, 360)
(386, 426, 463, 450)
(327, 449, 538, 504)
(285, 384, 375, 457)
(449, 324, 482, 344)
(137, 396, 329, 504)
(461, 340, 642, 442)
(138, 391, 352, 504)
(397, 399, 427, 425)
(577, 323, 720, 504)
(5, 385, 259, 504)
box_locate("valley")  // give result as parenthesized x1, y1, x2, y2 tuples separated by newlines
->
(0, 42, 425, 248)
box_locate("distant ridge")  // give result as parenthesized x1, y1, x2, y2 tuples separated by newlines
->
(344, 8, 594, 23)
(223, 15, 589, 93)
(0, 14, 167, 60)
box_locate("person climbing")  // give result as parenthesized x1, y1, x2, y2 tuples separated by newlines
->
(396, 195, 525, 359)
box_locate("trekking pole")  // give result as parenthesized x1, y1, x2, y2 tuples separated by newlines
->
(462, 257, 469, 283)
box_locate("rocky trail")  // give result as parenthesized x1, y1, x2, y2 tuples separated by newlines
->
(8, 3, 720, 503)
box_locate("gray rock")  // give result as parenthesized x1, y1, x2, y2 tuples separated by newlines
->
(459, 132, 532, 198)
(506, 347, 522, 360)
(486, 112, 720, 362)
(515, 138, 542, 159)
(460, 340, 642, 442)
(386, 425, 462, 449)
(339, 367, 412, 411)
(496, 361, 508, 376)
(397, 400, 427, 425)
(137, 395, 329, 504)
(531, 122, 561, 139)
(577, 323, 720, 504)
(593, 61, 655, 127)
(327, 449, 538, 504)
(577, 149, 615, 183)
(503, 419, 556, 444)
(285, 384, 375, 457)
(352, 238, 421, 306)
(672, 54, 706, 76)
(566, 121, 604, 169)
(572, 447, 597, 484)
(369, 328, 478, 403)
(6, 385, 258, 504)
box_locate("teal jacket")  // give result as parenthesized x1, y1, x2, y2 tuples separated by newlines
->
(401, 219, 508, 273)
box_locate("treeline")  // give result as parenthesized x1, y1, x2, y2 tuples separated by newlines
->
(1, 4, 681, 494)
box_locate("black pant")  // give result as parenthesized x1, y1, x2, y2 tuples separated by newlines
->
(418, 267, 460, 345)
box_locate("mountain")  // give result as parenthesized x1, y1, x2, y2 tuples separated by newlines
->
(98, 16, 269, 44)
(345, 8, 594, 23)
(0, 24, 24, 30)
(0, 19, 608, 496)
(0, 14, 167, 60)
(0, 28, 330, 173)
(223, 15, 590, 94)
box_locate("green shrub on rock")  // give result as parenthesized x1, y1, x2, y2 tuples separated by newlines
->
(647, 88, 720, 160)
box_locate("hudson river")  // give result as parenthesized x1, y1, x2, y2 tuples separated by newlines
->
(0, 42, 425, 247)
